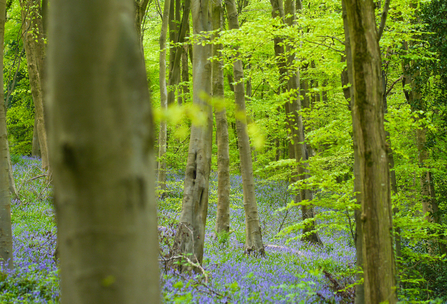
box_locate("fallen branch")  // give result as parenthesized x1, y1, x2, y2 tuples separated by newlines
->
(28, 174, 47, 182)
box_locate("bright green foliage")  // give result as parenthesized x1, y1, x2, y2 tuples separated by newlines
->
(4, 2, 35, 155)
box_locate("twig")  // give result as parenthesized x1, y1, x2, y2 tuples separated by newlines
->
(316, 35, 345, 45)
(386, 75, 404, 96)
(27, 174, 47, 182)
(304, 39, 344, 54)
(345, 208, 355, 243)
(278, 208, 290, 233)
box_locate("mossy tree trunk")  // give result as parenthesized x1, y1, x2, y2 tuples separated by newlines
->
(341, 2, 365, 302)
(344, 0, 396, 302)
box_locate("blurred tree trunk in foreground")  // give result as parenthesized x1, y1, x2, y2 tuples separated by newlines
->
(344, 0, 396, 302)
(0, 0, 14, 270)
(47, 0, 160, 302)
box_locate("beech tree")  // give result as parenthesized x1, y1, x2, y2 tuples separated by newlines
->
(173, 0, 213, 265)
(0, 0, 13, 270)
(225, 0, 264, 255)
(213, 0, 230, 235)
(344, 0, 396, 302)
(158, 0, 170, 196)
(20, 0, 49, 174)
(47, 0, 160, 302)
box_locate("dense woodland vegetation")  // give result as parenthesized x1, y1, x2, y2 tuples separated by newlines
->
(0, 0, 446, 302)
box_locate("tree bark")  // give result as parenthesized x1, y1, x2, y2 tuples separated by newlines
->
(213, 0, 230, 235)
(344, 0, 396, 302)
(47, 0, 160, 302)
(20, 0, 50, 173)
(225, 0, 264, 255)
(0, 0, 14, 270)
(158, 0, 171, 197)
(32, 116, 41, 157)
(341, 2, 365, 302)
(134, 0, 150, 45)
(173, 0, 213, 265)
(7, 140, 17, 199)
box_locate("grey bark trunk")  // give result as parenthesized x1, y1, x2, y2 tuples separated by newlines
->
(0, 0, 14, 270)
(158, 0, 171, 197)
(20, 0, 50, 174)
(173, 0, 213, 266)
(344, 0, 396, 302)
(212, 0, 230, 235)
(47, 0, 160, 302)
(225, 0, 264, 255)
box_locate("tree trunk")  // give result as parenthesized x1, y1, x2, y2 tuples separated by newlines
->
(344, 0, 396, 302)
(32, 116, 41, 157)
(173, 0, 213, 266)
(168, 0, 191, 106)
(7, 140, 17, 199)
(47, 0, 160, 302)
(297, 79, 322, 245)
(158, 0, 171, 197)
(402, 44, 442, 253)
(213, 0, 230, 235)
(20, 0, 50, 173)
(225, 0, 264, 255)
(0, 0, 13, 270)
(134, 0, 150, 42)
(341, 2, 365, 302)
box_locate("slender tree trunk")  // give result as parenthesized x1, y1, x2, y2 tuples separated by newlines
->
(213, 0, 230, 235)
(0, 0, 13, 270)
(48, 0, 160, 302)
(168, 0, 191, 106)
(173, 0, 213, 265)
(297, 78, 322, 245)
(402, 45, 442, 253)
(32, 116, 41, 157)
(7, 140, 17, 199)
(181, 27, 190, 104)
(225, 0, 264, 255)
(134, 0, 150, 42)
(158, 0, 171, 197)
(20, 0, 50, 173)
(344, 0, 396, 302)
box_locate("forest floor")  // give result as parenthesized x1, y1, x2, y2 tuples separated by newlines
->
(1, 157, 356, 303)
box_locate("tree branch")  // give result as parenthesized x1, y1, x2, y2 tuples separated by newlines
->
(377, 0, 391, 41)
(386, 75, 403, 96)
(305, 40, 344, 54)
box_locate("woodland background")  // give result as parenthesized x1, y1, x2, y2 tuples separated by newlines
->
(0, 0, 446, 302)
